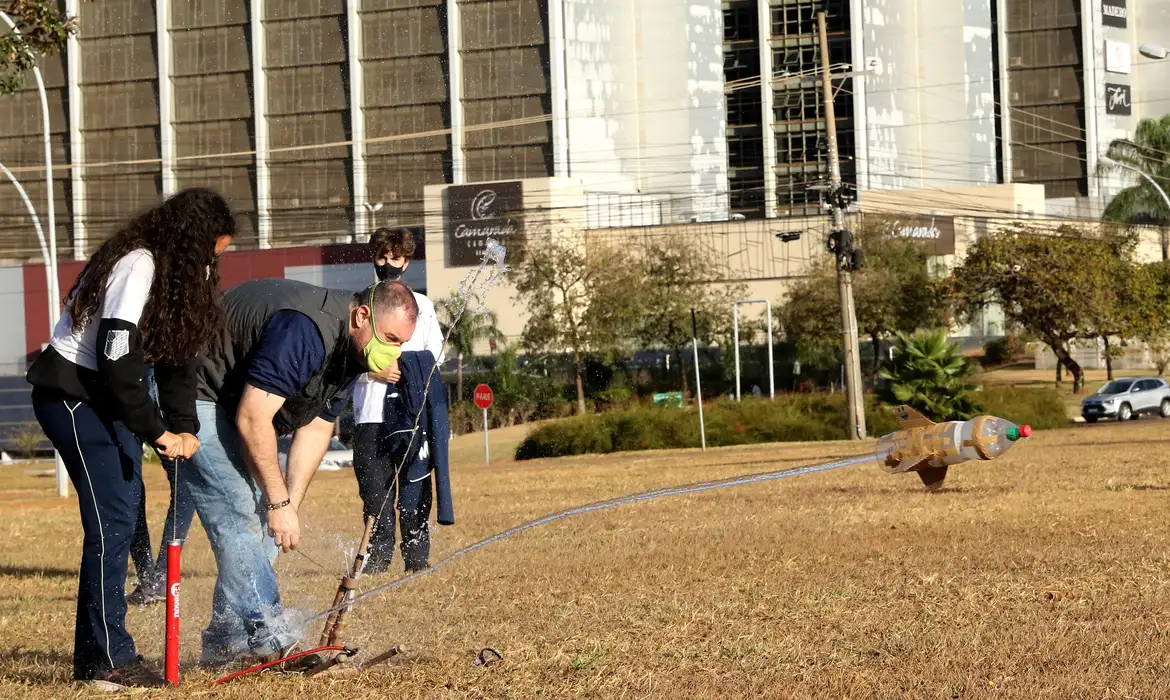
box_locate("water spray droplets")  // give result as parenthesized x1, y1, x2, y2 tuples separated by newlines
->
(446, 238, 509, 322)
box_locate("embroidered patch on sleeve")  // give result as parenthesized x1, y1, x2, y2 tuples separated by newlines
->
(104, 329, 130, 361)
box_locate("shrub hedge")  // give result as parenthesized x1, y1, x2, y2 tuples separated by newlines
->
(514, 386, 1067, 460)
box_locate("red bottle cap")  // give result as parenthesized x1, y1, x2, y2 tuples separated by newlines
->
(1020, 425, 1032, 438)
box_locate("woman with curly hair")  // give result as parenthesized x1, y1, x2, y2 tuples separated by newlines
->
(25, 187, 235, 691)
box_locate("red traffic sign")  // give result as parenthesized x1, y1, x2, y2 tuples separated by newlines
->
(473, 384, 494, 409)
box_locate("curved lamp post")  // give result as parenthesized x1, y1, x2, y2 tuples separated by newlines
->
(1100, 154, 1170, 261)
(1, 11, 65, 497)
(0, 11, 60, 324)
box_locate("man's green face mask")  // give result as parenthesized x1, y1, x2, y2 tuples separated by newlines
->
(364, 284, 403, 372)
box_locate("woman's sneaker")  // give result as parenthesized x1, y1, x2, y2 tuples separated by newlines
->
(79, 656, 168, 691)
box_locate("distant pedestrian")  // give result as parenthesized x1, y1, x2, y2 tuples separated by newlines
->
(349, 227, 448, 573)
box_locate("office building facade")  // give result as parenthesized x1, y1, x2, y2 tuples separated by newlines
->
(0, 0, 730, 264)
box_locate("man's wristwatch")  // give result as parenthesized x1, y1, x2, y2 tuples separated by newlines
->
(266, 498, 291, 512)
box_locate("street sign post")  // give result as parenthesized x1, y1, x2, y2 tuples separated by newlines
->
(473, 384, 494, 464)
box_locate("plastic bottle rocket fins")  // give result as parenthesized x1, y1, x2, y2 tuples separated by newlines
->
(875, 406, 1031, 490)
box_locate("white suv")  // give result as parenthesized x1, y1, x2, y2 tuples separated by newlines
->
(1081, 377, 1170, 423)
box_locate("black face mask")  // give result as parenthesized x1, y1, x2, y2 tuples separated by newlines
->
(375, 262, 405, 281)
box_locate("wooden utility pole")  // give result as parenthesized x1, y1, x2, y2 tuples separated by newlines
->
(817, 11, 866, 440)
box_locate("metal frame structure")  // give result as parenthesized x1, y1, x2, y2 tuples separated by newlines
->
(732, 298, 775, 401)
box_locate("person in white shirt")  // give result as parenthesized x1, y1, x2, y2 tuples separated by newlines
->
(350, 227, 444, 573)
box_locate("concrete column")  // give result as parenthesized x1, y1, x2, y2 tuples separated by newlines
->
(250, 0, 271, 248)
(157, 0, 177, 197)
(849, 0, 868, 192)
(65, 0, 85, 258)
(548, 0, 569, 178)
(347, 0, 367, 241)
(447, 0, 465, 184)
(758, 0, 777, 218)
(995, 0, 1012, 183)
(1082, 0, 1101, 200)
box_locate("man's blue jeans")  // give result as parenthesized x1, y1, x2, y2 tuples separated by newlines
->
(180, 401, 298, 664)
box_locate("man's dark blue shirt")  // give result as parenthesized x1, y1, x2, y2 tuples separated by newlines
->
(246, 309, 350, 421)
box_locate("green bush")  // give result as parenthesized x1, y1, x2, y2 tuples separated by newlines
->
(514, 387, 1066, 460)
(982, 334, 1029, 366)
(517, 394, 900, 460)
(977, 385, 1068, 431)
(877, 329, 981, 422)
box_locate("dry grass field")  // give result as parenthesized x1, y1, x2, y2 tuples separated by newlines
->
(1, 418, 1169, 699)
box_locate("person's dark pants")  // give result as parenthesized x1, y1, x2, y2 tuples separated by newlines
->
(126, 371, 199, 593)
(32, 388, 143, 680)
(353, 423, 432, 572)
(127, 455, 198, 592)
(129, 485, 154, 586)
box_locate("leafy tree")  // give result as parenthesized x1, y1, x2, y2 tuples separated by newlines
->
(951, 224, 1119, 394)
(1099, 115, 1170, 259)
(512, 235, 641, 415)
(877, 329, 981, 422)
(634, 237, 746, 398)
(777, 268, 841, 361)
(1078, 230, 1150, 380)
(1129, 261, 1170, 375)
(0, 0, 77, 96)
(778, 217, 951, 379)
(436, 293, 504, 403)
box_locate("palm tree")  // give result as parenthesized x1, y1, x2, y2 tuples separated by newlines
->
(877, 329, 982, 422)
(1099, 115, 1170, 260)
(436, 294, 505, 402)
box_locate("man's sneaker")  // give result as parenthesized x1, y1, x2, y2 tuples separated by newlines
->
(78, 656, 168, 691)
(126, 580, 164, 606)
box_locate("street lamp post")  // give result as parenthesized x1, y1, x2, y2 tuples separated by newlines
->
(0, 11, 59, 326)
(0, 162, 53, 321)
(1, 11, 65, 498)
(1100, 154, 1170, 261)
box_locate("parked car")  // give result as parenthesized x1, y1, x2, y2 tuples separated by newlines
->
(276, 436, 354, 472)
(1081, 377, 1170, 423)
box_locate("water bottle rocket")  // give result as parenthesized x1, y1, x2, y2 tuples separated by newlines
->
(875, 405, 1032, 489)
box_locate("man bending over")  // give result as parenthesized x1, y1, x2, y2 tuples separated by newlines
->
(183, 278, 417, 668)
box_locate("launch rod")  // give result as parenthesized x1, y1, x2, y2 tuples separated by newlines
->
(319, 515, 376, 647)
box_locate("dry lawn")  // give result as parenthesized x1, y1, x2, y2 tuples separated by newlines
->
(1, 419, 1169, 699)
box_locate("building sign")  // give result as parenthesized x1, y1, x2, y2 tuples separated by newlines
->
(1104, 39, 1132, 74)
(1102, 0, 1127, 28)
(1105, 83, 1132, 115)
(445, 181, 524, 267)
(890, 215, 956, 256)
